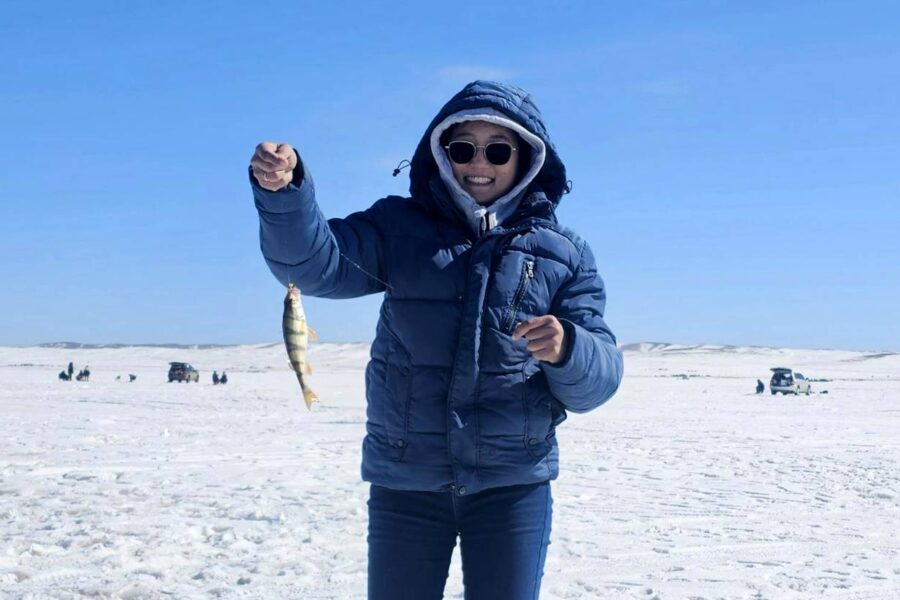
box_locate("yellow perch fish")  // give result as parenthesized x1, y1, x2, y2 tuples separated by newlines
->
(283, 283, 319, 409)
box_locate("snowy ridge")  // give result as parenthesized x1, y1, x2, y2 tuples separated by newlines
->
(37, 342, 236, 350)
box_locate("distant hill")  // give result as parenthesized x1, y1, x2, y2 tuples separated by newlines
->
(37, 342, 235, 350)
(620, 342, 898, 358)
(620, 342, 778, 353)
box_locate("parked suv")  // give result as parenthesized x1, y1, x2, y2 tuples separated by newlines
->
(769, 367, 811, 395)
(168, 362, 199, 383)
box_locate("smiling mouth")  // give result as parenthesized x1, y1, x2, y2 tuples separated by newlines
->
(464, 176, 494, 186)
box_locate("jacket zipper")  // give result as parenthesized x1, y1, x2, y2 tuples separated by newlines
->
(443, 222, 538, 493)
(504, 260, 534, 334)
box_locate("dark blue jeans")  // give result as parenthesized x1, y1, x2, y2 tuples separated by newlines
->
(367, 481, 553, 600)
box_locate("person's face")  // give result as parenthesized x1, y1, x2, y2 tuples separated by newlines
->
(447, 121, 520, 205)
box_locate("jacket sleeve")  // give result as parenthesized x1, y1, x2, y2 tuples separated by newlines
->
(251, 157, 386, 298)
(540, 240, 623, 412)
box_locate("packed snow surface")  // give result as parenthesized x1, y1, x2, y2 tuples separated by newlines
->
(1, 343, 898, 599)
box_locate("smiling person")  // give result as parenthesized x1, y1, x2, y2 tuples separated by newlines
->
(250, 81, 623, 600)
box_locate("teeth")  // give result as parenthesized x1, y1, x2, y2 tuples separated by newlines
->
(466, 176, 493, 185)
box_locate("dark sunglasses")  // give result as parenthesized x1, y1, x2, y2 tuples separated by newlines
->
(444, 141, 517, 166)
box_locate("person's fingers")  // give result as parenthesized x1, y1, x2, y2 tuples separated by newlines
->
(253, 146, 286, 171)
(526, 336, 557, 353)
(532, 349, 558, 362)
(525, 327, 561, 347)
(270, 170, 292, 188)
(252, 166, 290, 191)
(251, 166, 268, 183)
(530, 337, 564, 362)
(511, 315, 564, 362)
(513, 316, 560, 340)
(523, 328, 557, 346)
(274, 143, 296, 168)
(255, 142, 280, 161)
(253, 165, 290, 181)
(512, 317, 545, 340)
(251, 142, 295, 191)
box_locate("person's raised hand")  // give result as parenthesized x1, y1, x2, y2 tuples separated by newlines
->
(250, 142, 297, 191)
(512, 315, 567, 364)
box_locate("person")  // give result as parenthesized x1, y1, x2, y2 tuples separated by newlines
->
(250, 80, 623, 600)
(219, 371, 228, 385)
(67, 361, 74, 380)
(212, 370, 219, 385)
(756, 378, 765, 394)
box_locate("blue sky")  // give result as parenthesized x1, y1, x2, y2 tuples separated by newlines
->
(2, 1, 898, 351)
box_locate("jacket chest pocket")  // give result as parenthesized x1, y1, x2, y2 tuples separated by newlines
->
(501, 259, 535, 334)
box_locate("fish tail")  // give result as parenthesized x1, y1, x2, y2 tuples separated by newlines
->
(303, 388, 319, 410)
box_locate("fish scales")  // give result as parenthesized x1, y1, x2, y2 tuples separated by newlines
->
(282, 283, 318, 409)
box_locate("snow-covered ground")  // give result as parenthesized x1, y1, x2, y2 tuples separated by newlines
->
(1, 343, 898, 599)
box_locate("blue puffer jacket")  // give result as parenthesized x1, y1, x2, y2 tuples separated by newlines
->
(253, 81, 623, 497)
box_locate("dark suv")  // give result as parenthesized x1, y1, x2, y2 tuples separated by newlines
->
(168, 362, 199, 383)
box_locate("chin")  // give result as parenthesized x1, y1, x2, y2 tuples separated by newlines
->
(467, 188, 496, 204)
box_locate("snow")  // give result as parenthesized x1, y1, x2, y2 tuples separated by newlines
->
(1, 343, 899, 599)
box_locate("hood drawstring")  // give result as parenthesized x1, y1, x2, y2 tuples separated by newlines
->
(474, 208, 497, 237)
(392, 159, 411, 177)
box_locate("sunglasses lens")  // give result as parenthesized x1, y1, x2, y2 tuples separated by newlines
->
(485, 143, 513, 165)
(447, 141, 476, 164)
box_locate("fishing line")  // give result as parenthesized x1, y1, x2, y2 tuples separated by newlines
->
(339, 250, 395, 292)
(283, 254, 391, 291)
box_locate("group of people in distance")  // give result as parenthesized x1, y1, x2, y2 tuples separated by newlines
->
(58, 361, 90, 382)
(56, 360, 224, 384)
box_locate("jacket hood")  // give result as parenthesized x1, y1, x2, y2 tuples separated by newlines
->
(409, 81, 568, 227)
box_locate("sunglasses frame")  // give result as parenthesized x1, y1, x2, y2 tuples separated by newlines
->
(444, 140, 518, 166)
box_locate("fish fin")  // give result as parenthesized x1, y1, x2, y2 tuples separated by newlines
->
(303, 388, 319, 410)
(304, 362, 313, 376)
(308, 327, 318, 341)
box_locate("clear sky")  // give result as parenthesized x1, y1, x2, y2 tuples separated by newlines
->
(2, 1, 898, 351)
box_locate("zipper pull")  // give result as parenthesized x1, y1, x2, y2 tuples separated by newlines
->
(525, 260, 534, 278)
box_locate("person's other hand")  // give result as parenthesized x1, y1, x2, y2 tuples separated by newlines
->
(250, 142, 297, 191)
(512, 315, 567, 364)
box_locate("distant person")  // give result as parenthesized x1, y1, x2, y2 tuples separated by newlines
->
(67, 361, 74, 380)
(212, 371, 219, 385)
(756, 379, 765, 394)
(219, 371, 228, 385)
(250, 80, 623, 598)
(58, 370, 69, 381)
(129, 374, 137, 382)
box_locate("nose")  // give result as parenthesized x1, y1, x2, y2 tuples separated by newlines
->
(469, 147, 490, 167)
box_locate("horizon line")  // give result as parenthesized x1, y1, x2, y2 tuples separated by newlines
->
(3, 340, 897, 355)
